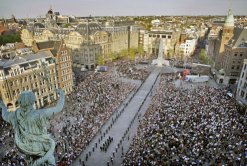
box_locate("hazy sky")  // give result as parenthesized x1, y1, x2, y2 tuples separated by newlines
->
(1, 0, 246, 18)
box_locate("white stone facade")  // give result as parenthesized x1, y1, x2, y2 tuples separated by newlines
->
(236, 59, 247, 105)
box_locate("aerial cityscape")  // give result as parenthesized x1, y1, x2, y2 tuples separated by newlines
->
(0, 0, 247, 165)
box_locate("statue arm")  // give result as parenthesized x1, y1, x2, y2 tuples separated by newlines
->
(0, 100, 13, 123)
(38, 89, 65, 118)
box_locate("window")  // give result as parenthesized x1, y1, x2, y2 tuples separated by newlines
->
(230, 72, 238, 76)
(168, 36, 171, 39)
(231, 66, 235, 69)
(234, 53, 238, 56)
(241, 90, 245, 97)
(240, 53, 243, 57)
(243, 82, 247, 89)
(236, 66, 240, 70)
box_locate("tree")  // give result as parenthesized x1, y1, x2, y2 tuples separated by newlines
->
(137, 46, 144, 58)
(96, 54, 105, 65)
(63, 23, 71, 28)
(179, 50, 184, 61)
(128, 48, 136, 61)
(167, 49, 174, 59)
(0, 33, 21, 45)
(108, 52, 117, 62)
(119, 49, 128, 59)
(198, 49, 213, 65)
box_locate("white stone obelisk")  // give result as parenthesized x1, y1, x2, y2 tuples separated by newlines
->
(157, 39, 164, 67)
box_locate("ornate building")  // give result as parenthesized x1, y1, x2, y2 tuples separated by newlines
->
(65, 22, 111, 68)
(103, 25, 140, 53)
(0, 51, 58, 110)
(72, 44, 101, 69)
(215, 9, 235, 70)
(32, 40, 74, 94)
(21, 9, 141, 68)
(236, 59, 247, 105)
(206, 26, 221, 60)
(218, 28, 247, 84)
(21, 9, 73, 47)
(211, 9, 247, 84)
(142, 30, 179, 58)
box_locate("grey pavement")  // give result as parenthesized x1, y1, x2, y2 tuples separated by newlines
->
(73, 67, 161, 166)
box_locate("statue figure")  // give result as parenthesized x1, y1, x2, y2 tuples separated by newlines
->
(0, 89, 64, 166)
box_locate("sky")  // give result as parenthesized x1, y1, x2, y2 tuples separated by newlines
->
(1, 0, 247, 18)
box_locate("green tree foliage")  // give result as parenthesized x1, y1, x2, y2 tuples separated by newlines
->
(119, 49, 128, 58)
(178, 50, 184, 61)
(128, 48, 136, 61)
(146, 24, 152, 31)
(167, 49, 174, 59)
(0, 33, 21, 45)
(63, 23, 71, 28)
(198, 49, 213, 65)
(96, 54, 105, 65)
(137, 46, 144, 55)
(108, 52, 117, 62)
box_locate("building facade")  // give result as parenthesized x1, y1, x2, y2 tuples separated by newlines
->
(0, 51, 58, 110)
(236, 59, 247, 105)
(143, 30, 179, 58)
(21, 9, 141, 67)
(179, 38, 197, 57)
(32, 40, 73, 94)
(219, 30, 247, 84)
(72, 44, 101, 69)
(103, 25, 140, 54)
(214, 9, 235, 70)
(206, 26, 221, 60)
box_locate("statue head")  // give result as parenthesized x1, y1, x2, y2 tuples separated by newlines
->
(18, 91, 36, 109)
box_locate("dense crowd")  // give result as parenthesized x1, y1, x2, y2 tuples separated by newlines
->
(123, 73, 246, 165)
(51, 71, 135, 165)
(0, 67, 136, 165)
(115, 61, 150, 80)
(0, 117, 26, 166)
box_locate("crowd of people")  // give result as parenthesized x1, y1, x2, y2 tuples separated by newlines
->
(115, 61, 150, 80)
(51, 71, 136, 165)
(0, 64, 139, 165)
(0, 117, 26, 166)
(123, 73, 246, 165)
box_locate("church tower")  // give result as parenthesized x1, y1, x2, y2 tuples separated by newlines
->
(220, 9, 234, 52)
(44, 7, 58, 29)
(215, 9, 234, 70)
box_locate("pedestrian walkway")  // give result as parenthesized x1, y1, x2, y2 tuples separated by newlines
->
(73, 67, 161, 166)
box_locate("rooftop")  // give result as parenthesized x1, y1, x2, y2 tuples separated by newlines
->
(0, 50, 54, 69)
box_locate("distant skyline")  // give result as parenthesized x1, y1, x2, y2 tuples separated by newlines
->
(1, 0, 247, 18)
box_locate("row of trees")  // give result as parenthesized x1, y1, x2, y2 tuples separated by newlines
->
(96, 47, 214, 66)
(0, 33, 21, 45)
(96, 46, 144, 65)
(197, 49, 213, 65)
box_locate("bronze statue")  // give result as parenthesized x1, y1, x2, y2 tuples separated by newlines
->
(0, 89, 64, 166)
